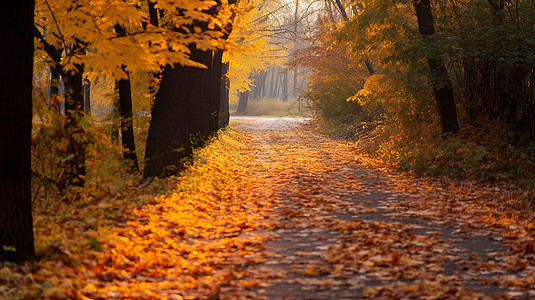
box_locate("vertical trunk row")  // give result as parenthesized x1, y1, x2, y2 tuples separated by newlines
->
(144, 1, 235, 178)
(0, 1, 35, 262)
(414, 0, 459, 134)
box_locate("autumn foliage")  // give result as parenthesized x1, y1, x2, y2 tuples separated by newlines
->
(297, 0, 535, 191)
(1, 0, 535, 298)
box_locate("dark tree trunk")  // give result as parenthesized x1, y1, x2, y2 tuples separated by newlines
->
(0, 0, 35, 263)
(237, 90, 249, 113)
(144, 64, 193, 178)
(333, 0, 349, 20)
(148, 0, 159, 27)
(146, 0, 161, 135)
(83, 77, 91, 114)
(115, 23, 139, 170)
(118, 74, 139, 170)
(111, 93, 120, 144)
(414, 0, 459, 134)
(188, 48, 214, 148)
(62, 62, 86, 186)
(365, 61, 375, 76)
(219, 62, 230, 129)
(211, 50, 223, 131)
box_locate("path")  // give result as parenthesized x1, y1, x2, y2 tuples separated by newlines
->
(226, 116, 534, 299)
(8, 117, 533, 299)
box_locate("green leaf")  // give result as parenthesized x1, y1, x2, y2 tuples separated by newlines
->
(79, 117, 91, 128)
(89, 237, 100, 250)
(2, 245, 16, 252)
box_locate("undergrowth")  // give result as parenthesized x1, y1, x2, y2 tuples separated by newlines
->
(334, 117, 535, 202)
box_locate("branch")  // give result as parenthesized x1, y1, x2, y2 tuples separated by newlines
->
(34, 26, 61, 63)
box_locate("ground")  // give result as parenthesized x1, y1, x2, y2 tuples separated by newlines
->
(1, 117, 534, 299)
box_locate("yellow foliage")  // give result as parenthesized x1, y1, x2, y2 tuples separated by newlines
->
(224, 0, 287, 101)
(34, 0, 223, 79)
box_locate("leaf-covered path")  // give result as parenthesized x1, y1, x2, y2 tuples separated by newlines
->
(227, 117, 534, 299)
(3, 117, 534, 299)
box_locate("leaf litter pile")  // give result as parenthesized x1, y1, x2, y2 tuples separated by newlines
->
(2, 117, 535, 299)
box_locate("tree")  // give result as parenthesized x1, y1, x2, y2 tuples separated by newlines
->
(61, 53, 87, 186)
(333, 0, 374, 75)
(145, 0, 241, 178)
(144, 63, 194, 178)
(413, 0, 459, 134)
(219, 61, 231, 128)
(237, 90, 249, 113)
(190, 1, 237, 146)
(115, 24, 139, 170)
(0, 0, 35, 262)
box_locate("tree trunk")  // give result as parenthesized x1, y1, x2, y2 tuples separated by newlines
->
(144, 64, 193, 178)
(62, 62, 86, 186)
(270, 67, 278, 98)
(414, 0, 459, 134)
(83, 77, 91, 114)
(333, 0, 349, 20)
(237, 90, 249, 114)
(189, 48, 214, 148)
(282, 72, 289, 102)
(148, 0, 159, 27)
(219, 62, 230, 129)
(249, 71, 267, 101)
(115, 23, 139, 170)
(118, 74, 139, 170)
(111, 93, 120, 144)
(0, 0, 35, 263)
(211, 50, 223, 131)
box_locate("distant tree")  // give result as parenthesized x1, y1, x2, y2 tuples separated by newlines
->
(0, 0, 35, 262)
(237, 90, 249, 113)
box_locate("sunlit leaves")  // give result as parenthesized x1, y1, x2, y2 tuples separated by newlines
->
(34, 0, 223, 79)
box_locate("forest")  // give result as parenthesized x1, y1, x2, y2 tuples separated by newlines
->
(1, 0, 534, 299)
